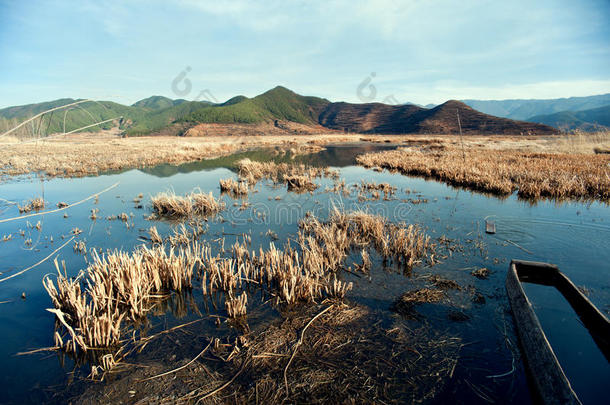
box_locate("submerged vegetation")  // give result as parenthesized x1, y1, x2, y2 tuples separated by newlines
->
(357, 146, 610, 201)
(42, 207, 431, 368)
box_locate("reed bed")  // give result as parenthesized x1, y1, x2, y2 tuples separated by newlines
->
(43, 206, 431, 387)
(300, 208, 431, 271)
(236, 158, 338, 190)
(43, 243, 204, 354)
(151, 189, 224, 218)
(357, 147, 610, 201)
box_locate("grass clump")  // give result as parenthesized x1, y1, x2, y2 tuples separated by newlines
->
(392, 288, 446, 316)
(300, 209, 431, 272)
(219, 177, 249, 196)
(43, 243, 204, 354)
(151, 189, 224, 218)
(18, 197, 45, 213)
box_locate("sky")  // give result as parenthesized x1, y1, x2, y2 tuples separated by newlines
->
(0, 0, 609, 108)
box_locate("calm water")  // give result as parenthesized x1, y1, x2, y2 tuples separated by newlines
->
(0, 145, 608, 404)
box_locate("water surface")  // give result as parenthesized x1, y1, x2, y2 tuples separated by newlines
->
(0, 145, 608, 404)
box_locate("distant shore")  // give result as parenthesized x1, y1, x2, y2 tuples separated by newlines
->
(1, 130, 608, 184)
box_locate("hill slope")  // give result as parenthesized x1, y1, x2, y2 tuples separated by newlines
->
(184, 86, 330, 125)
(528, 105, 610, 131)
(462, 93, 610, 120)
(318, 100, 557, 134)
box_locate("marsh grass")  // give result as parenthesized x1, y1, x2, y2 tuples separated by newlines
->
(357, 146, 610, 201)
(43, 205, 433, 388)
(225, 292, 248, 318)
(300, 208, 431, 272)
(237, 158, 338, 190)
(44, 243, 204, 354)
(151, 189, 224, 218)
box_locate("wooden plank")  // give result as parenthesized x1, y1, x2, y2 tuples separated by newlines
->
(506, 260, 583, 405)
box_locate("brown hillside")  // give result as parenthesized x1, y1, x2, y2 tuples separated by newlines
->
(318, 100, 558, 135)
(415, 101, 558, 134)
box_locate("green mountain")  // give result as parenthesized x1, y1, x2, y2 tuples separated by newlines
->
(527, 105, 610, 132)
(183, 86, 330, 125)
(132, 95, 188, 110)
(0, 86, 563, 138)
(0, 99, 142, 136)
(462, 93, 610, 120)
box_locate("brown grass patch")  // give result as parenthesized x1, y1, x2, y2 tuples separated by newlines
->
(357, 147, 610, 201)
(236, 158, 338, 189)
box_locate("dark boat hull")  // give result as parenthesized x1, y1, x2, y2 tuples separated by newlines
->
(506, 259, 610, 405)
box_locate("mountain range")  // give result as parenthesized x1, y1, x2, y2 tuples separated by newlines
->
(460, 93, 610, 131)
(0, 86, 575, 137)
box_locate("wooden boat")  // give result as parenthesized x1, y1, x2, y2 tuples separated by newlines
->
(506, 260, 610, 405)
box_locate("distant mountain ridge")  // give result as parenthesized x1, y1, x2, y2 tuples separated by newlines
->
(0, 86, 558, 137)
(461, 93, 610, 120)
(528, 105, 610, 132)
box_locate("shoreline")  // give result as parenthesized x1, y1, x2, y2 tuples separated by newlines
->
(1, 131, 608, 181)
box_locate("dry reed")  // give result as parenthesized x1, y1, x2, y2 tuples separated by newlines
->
(219, 178, 249, 196)
(236, 158, 338, 190)
(43, 242, 204, 353)
(357, 147, 610, 201)
(18, 197, 45, 213)
(151, 189, 224, 218)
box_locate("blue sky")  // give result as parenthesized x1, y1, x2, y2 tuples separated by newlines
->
(0, 0, 609, 108)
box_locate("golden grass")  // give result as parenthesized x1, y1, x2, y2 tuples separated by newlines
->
(357, 146, 610, 200)
(151, 189, 224, 218)
(148, 226, 162, 245)
(225, 292, 248, 319)
(44, 243, 204, 353)
(44, 207, 430, 356)
(300, 208, 431, 271)
(284, 175, 317, 192)
(0, 132, 355, 179)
